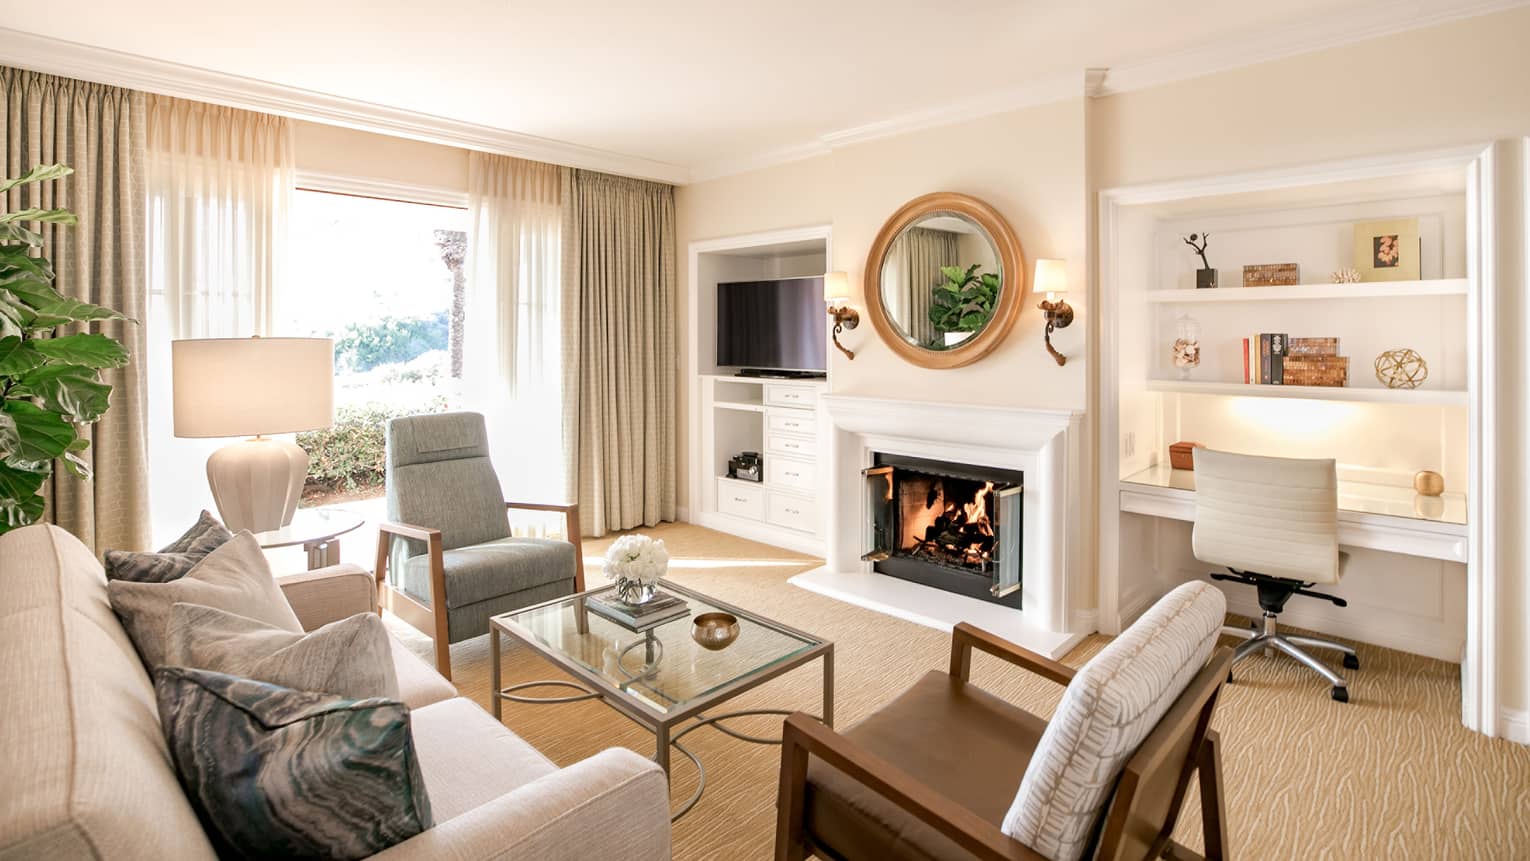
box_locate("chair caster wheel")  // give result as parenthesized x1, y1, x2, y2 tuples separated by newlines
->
(1343, 654, 1360, 670)
(1331, 686, 1349, 703)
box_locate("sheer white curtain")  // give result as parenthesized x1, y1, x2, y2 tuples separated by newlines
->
(464, 152, 571, 521)
(144, 96, 294, 544)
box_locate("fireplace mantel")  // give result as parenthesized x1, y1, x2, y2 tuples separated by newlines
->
(790, 394, 1089, 658)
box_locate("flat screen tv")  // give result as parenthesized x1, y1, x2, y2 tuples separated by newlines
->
(716, 277, 826, 372)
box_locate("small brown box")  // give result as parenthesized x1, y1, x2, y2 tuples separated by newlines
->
(1169, 441, 1202, 471)
(1242, 263, 1300, 287)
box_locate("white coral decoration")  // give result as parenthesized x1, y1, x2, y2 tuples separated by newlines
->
(1332, 267, 1362, 284)
(603, 535, 669, 586)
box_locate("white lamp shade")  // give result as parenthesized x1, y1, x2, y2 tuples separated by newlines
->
(823, 270, 852, 303)
(172, 337, 334, 438)
(1033, 259, 1068, 295)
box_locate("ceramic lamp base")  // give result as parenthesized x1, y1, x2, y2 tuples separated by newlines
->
(206, 436, 308, 533)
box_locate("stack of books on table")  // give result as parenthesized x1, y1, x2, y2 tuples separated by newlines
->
(1242, 334, 1348, 387)
(587, 589, 691, 632)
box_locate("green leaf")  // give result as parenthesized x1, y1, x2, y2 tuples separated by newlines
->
(1, 399, 75, 463)
(62, 449, 92, 479)
(0, 164, 73, 196)
(12, 364, 112, 423)
(0, 336, 45, 375)
(31, 333, 129, 369)
(0, 223, 44, 247)
(0, 461, 47, 531)
(0, 411, 16, 461)
(6, 279, 129, 326)
(0, 207, 77, 226)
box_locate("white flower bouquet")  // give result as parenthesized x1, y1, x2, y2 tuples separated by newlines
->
(603, 535, 670, 605)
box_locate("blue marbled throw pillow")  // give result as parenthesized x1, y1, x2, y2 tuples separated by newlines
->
(106, 510, 232, 583)
(154, 666, 433, 860)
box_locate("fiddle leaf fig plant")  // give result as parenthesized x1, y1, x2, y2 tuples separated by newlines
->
(0, 164, 132, 533)
(927, 263, 1000, 343)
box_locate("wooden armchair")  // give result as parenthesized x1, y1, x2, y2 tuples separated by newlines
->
(778, 584, 1234, 861)
(373, 412, 585, 680)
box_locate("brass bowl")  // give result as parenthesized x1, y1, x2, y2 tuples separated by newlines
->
(692, 612, 740, 651)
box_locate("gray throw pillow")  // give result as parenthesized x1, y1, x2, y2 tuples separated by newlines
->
(109, 531, 302, 668)
(105, 510, 233, 583)
(154, 666, 432, 860)
(166, 603, 400, 701)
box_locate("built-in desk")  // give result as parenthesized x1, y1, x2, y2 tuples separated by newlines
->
(1119, 465, 1468, 563)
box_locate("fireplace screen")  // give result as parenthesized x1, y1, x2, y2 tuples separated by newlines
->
(863, 454, 1022, 605)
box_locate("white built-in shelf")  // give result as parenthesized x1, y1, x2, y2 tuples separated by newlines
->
(1146, 378, 1468, 406)
(1143, 278, 1467, 304)
(713, 400, 767, 413)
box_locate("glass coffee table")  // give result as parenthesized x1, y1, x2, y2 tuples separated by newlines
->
(490, 579, 833, 820)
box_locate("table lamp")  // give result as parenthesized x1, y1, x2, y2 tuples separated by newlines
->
(171, 336, 334, 532)
(1033, 258, 1073, 366)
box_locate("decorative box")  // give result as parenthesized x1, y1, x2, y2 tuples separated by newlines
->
(1169, 441, 1203, 471)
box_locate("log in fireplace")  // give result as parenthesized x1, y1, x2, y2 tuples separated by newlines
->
(862, 453, 1023, 608)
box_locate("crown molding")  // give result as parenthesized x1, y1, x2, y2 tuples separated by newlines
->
(0, 27, 691, 185)
(688, 139, 832, 185)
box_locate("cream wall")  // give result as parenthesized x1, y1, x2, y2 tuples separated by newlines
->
(674, 6, 1530, 726)
(293, 120, 468, 190)
(676, 96, 1091, 513)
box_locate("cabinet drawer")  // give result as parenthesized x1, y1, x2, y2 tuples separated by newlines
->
(767, 410, 815, 436)
(767, 492, 818, 533)
(716, 479, 765, 520)
(767, 457, 815, 492)
(766, 431, 815, 459)
(763, 384, 815, 408)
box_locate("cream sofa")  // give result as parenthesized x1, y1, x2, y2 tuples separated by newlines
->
(0, 524, 672, 860)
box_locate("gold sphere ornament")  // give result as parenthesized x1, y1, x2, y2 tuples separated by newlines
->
(1374, 348, 1429, 389)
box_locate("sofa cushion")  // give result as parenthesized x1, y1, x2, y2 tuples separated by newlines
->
(104, 510, 232, 583)
(404, 537, 575, 609)
(390, 636, 458, 709)
(409, 697, 558, 822)
(108, 531, 303, 668)
(0, 524, 217, 860)
(1001, 581, 1226, 861)
(166, 603, 400, 700)
(155, 667, 432, 859)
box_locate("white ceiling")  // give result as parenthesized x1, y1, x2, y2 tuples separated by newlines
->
(0, 0, 1520, 181)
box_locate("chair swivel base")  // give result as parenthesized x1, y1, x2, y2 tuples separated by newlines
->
(1223, 614, 1358, 702)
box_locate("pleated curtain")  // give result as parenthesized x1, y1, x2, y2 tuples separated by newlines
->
(562, 170, 677, 537)
(465, 152, 571, 510)
(1, 66, 150, 555)
(891, 226, 958, 346)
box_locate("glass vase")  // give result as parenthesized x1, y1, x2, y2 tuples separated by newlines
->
(614, 577, 658, 606)
(1172, 314, 1202, 380)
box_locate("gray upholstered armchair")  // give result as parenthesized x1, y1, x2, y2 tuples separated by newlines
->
(375, 411, 584, 679)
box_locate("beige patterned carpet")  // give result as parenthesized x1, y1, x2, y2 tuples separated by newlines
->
(388, 522, 1530, 860)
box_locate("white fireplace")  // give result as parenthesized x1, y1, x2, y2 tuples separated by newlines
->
(789, 393, 1090, 658)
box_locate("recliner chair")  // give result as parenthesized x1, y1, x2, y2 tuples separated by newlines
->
(375, 411, 583, 679)
(1191, 447, 1360, 702)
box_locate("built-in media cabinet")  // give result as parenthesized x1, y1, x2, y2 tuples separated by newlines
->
(698, 375, 827, 554)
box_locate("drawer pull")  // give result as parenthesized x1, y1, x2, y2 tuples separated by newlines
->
(733, 496, 748, 503)
(785, 471, 799, 478)
(785, 507, 800, 515)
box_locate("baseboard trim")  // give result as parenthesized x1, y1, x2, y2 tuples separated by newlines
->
(1500, 708, 1530, 744)
(692, 511, 825, 557)
(1221, 593, 1462, 663)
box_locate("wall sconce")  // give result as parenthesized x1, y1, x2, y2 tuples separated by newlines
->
(1033, 258, 1073, 366)
(824, 270, 859, 360)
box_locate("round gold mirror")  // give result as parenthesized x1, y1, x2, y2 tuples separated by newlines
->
(864, 192, 1025, 369)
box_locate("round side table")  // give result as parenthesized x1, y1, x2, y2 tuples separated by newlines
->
(254, 508, 364, 570)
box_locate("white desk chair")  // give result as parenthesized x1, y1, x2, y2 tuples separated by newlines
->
(1191, 448, 1360, 703)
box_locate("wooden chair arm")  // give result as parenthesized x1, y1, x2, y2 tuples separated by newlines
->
(375, 520, 442, 543)
(949, 622, 1076, 686)
(502, 501, 585, 592)
(373, 521, 444, 597)
(504, 500, 578, 514)
(780, 713, 1047, 861)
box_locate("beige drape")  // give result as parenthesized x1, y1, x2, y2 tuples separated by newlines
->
(465, 153, 570, 509)
(888, 226, 958, 346)
(1, 67, 150, 555)
(146, 95, 293, 339)
(562, 170, 676, 537)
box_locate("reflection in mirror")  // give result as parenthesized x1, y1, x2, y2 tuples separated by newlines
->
(878, 213, 1002, 350)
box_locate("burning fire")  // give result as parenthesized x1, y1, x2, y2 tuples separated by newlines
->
(900, 479, 997, 569)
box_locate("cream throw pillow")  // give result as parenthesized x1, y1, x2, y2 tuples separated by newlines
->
(1000, 581, 1226, 861)
(108, 531, 303, 669)
(165, 603, 400, 701)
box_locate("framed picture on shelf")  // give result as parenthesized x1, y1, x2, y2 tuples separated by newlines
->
(1352, 217, 1420, 282)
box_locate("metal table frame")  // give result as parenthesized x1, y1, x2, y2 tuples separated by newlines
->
(489, 579, 834, 820)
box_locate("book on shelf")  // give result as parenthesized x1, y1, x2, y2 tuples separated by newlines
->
(586, 589, 691, 631)
(1269, 333, 1286, 385)
(1242, 337, 1250, 384)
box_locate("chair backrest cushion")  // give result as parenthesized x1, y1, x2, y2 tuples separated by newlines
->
(1001, 581, 1226, 861)
(1191, 448, 1340, 583)
(386, 412, 511, 551)
(0, 524, 217, 860)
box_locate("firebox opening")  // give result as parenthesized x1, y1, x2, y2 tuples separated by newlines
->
(864, 453, 1023, 608)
